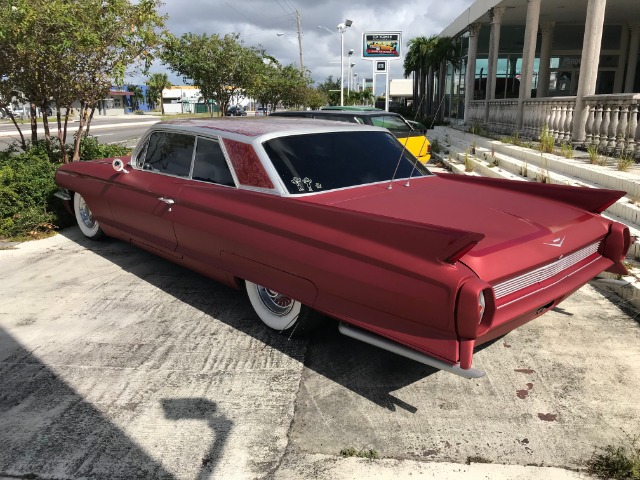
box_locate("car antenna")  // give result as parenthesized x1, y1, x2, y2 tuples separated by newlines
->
(405, 94, 445, 187)
(388, 138, 409, 190)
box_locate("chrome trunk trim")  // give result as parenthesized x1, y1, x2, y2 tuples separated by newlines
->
(493, 241, 601, 300)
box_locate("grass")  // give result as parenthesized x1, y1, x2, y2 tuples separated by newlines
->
(464, 149, 474, 172)
(340, 448, 380, 460)
(431, 137, 441, 154)
(539, 124, 555, 153)
(559, 142, 574, 159)
(616, 150, 636, 172)
(519, 161, 529, 177)
(587, 437, 640, 479)
(502, 131, 522, 147)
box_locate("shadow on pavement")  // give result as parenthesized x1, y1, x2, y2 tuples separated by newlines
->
(0, 326, 180, 479)
(60, 228, 446, 412)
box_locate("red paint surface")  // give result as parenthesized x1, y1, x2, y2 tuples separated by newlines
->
(54, 125, 630, 372)
(223, 139, 274, 189)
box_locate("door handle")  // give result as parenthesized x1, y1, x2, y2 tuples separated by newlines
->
(158, 197, 175, 205)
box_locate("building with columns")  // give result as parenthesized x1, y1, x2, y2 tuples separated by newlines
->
(439, 0, 640, 156)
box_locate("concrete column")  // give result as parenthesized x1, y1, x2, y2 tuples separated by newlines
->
(516, 0, 542, 130)
(464, 23, 482, 123)
(624, 24, 640, 93)
(572, 0, 607, 143)
(537, 22, 555, 98)
(614, 25, 629, 93)
(484, 6, 505, 122)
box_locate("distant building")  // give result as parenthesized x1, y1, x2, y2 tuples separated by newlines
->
(434, 0, 639, 153)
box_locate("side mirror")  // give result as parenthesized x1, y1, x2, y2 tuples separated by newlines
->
(112, 158, 129, 173)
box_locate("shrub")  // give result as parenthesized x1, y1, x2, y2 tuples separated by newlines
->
(0, 151, 66, 238)
(431, 138, 441, 154)
(587, 439, 640, 480)
(0, 135, 129, 239)
(560, 142, 574, 159)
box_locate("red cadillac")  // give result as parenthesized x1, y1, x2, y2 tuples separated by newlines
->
(55, 118, 630, 378)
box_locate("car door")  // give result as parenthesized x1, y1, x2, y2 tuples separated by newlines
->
(106, 130, 195, 256)
(172, 136, 237, 269)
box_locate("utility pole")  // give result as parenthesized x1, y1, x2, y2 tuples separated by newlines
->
(296, 10, 304, 78)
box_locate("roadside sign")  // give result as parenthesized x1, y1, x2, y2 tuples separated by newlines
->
(362, 32, 402, 60)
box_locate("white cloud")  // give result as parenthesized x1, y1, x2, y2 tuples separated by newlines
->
(130, 0, 473, 89)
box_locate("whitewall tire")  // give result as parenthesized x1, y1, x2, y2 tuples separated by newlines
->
(245, 280, 322, 335)
(73, 193, 105, 240)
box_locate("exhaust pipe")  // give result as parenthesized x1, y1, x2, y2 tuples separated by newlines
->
(338, 322, 485, 379)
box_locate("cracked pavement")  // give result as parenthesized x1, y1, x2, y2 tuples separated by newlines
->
(1, 229, 639, 479)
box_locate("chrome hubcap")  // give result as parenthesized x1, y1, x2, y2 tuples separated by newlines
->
(257, 286, 294, 316)
(78, 197, 95, 228)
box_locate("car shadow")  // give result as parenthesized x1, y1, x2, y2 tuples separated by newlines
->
(0, 325, 230, 479)
(58, 228, 482, 412)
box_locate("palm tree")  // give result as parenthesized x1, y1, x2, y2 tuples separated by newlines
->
(145, 73, 171, 115)
(430, 37, 462, 121)
(126, 84, 144, 111)
(404, 35, 438, 117)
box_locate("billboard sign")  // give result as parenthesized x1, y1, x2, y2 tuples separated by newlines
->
(362, 32, 402, 59)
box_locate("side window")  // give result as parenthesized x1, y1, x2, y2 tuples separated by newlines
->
(192, 137, 235, 187)
(370, 115, 412, 134)
(142, 132, 194, 177)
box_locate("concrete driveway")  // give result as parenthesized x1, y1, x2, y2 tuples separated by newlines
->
(1, 230, 639, 479)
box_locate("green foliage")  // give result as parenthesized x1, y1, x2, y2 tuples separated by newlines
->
(76, 135, 130, 161)
(0, 0, 167, 159)
(431, 138, 441, 154)
(162, 32, 263, 115)
(0, 136, 129, 239)
(316, 75, 341, 106)
(0, 151, 60, 238)
(587, 439, 640, 480)
(146, 73, 172, 114)
(340, 448, 380, 460)
(539, 124, 555, 154)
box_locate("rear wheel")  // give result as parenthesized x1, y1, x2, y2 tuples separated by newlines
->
(245, 280, 322, 335)
(73, 193, 105, 240)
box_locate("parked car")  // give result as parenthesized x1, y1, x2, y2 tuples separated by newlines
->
(226, 105, 247, 116)
(270, 109, 432, 163)
(54, 118, 630, 378)
(255, 107, 270, 116)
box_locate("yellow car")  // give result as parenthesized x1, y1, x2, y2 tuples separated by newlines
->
(270, 109, 431, 164)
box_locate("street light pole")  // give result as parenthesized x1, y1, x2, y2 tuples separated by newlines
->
(347, 49, 354, 97)
(337, 19, 353, 106)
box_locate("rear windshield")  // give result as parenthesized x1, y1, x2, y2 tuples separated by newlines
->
(369, 115, 413, 134)
(262, 131, 431, 195)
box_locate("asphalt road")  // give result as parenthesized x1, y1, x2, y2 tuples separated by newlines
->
(1, 230, 639, 479)
(0, 115, 158, 150)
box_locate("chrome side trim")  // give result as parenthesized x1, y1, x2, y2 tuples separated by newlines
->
(493, 241, 601, 300)
(338, 322, 485, 379)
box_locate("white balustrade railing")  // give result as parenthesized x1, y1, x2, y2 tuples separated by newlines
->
(584, 94, 640, 158)
(464, 94, 640, 158)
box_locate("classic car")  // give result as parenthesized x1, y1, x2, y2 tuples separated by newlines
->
(269, 109, 432, 164)
(55, 118, 630, 378)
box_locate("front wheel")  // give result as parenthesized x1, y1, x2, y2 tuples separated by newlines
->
(73, 193, 105, 240)
(245, 280, 322, 335)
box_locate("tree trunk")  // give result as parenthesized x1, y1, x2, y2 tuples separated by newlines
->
(72, 101, 88, 161)
(427, 65, 434, 117)
(30, 102, 38, 144)
(85, 105, 97, 137)
(438, 62, 446, 121)
(7, 111, 27, 151)
(56, 109, 69, 164)
(160, 92, 164, 115)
